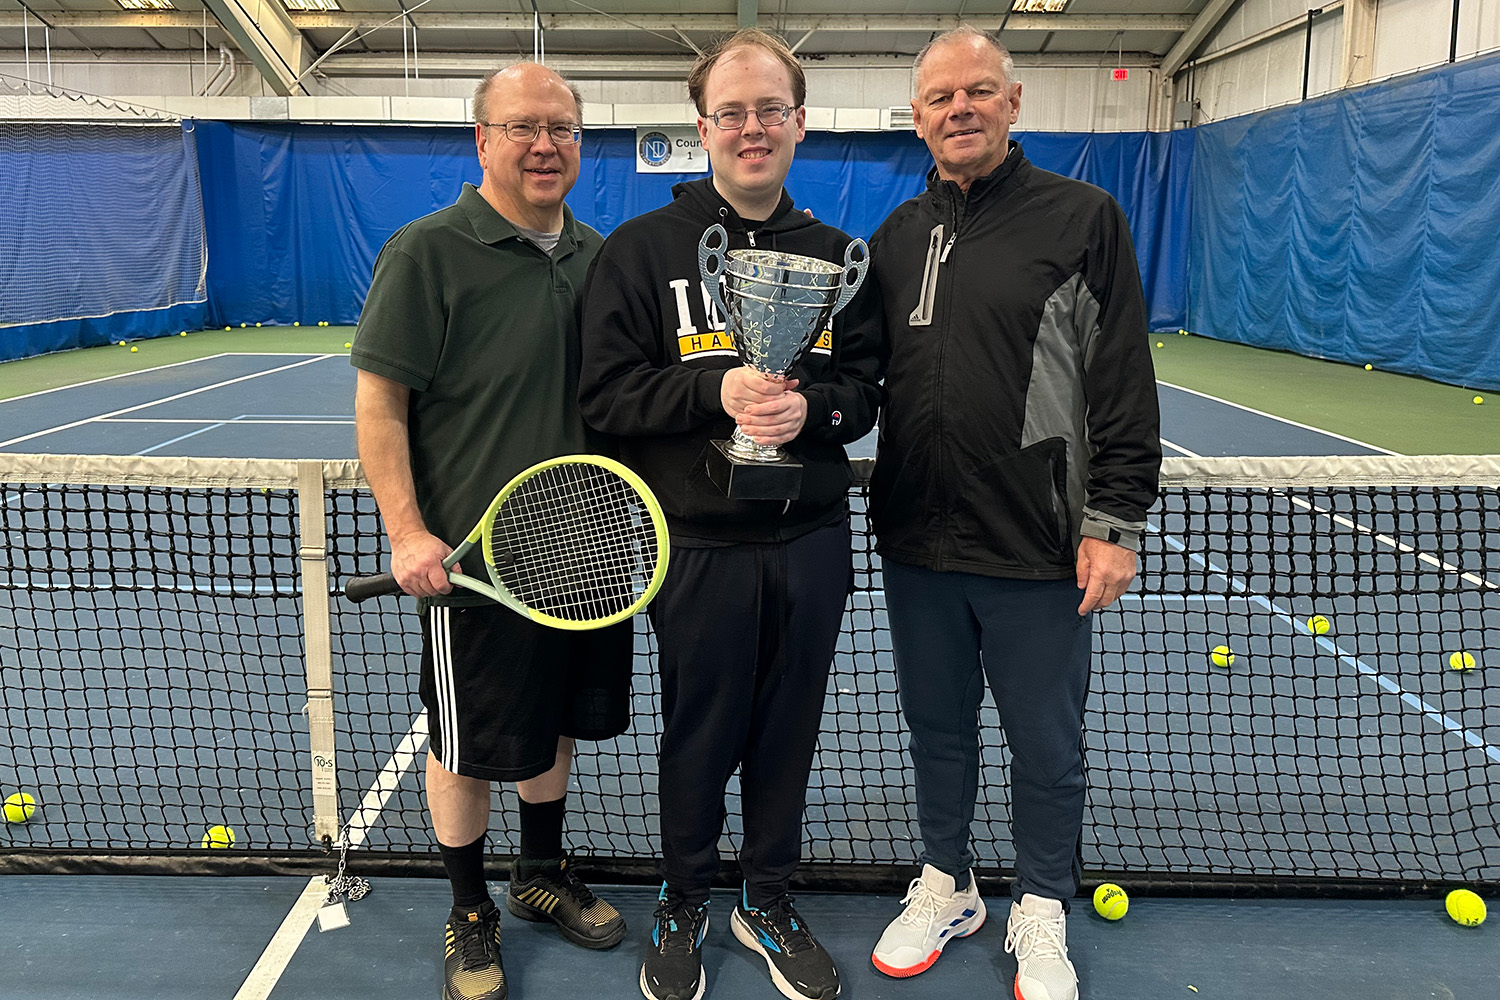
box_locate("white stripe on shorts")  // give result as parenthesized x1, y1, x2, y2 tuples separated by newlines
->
(431, 606, 459, 774)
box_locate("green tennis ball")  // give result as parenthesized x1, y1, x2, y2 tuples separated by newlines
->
(293, 321, 300, 327)
(224, 326, 231, 331)
(1155, 341, 1164, 348)
(1445, 889, 1486, 926)
(1307, 614, 1331, 635)
(1210, 645, 1235, 668)
(1093, 883, 1128, 920)
(1449, 651, 1477, 671)
(3, 792, 36, 823)
(130, 346, 138, 353)
(1474, 395, 1484, 405)
(254, 322, 262, 328)
(201, 824, 236, 848)
(117, 340, 127, 346)
(344, 342, 352, 349)
(1363, 364, 1373, 371)
(240, 323, 247, 328)
(179, 331, 188, 337)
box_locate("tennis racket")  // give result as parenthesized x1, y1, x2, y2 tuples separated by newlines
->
(345, 454, 669, 630)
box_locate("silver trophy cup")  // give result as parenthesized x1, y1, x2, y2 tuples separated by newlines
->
(697, 223, 869, 498)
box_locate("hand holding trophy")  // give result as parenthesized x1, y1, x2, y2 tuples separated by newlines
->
(697, 222, 869, 499)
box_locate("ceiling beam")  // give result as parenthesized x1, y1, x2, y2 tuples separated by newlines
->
(738, 0, 757, 30)
(1160, 0, 1240, 79)
(318, 50, 1167, 79)
(0, 12, 1197, 34)
(178, 0, 309, 93)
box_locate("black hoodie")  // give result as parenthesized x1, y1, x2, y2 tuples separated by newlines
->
(579, 177, 885, 545)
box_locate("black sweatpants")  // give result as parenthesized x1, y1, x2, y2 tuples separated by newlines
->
(648, 519, 851, 907)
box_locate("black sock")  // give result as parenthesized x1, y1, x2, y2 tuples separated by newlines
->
(439, 833, 490, 909)
(517, 795, 566, 868)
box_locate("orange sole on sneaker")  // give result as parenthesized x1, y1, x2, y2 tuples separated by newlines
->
(870, 915, 984, 979)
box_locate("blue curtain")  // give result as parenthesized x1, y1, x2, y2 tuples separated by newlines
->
(1189, 52, 1500, 389)
(193, 122, 1190, 334)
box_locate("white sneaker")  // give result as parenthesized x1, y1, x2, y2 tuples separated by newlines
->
(1004, 894, 1078, 1000)
(870, 864, 986, 977)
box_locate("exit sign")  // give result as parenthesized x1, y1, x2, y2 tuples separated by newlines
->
(1112, 68, 1129, 81)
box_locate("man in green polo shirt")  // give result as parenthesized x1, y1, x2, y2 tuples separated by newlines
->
(351, 62, 631, 1000)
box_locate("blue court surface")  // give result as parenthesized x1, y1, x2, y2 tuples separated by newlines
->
(2, 353, 1496, 1000)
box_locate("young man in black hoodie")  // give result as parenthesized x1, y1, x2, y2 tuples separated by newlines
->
(579, 28, 884, 1000)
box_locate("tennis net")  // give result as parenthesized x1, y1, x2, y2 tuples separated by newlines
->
(1, 452, 1496, 894)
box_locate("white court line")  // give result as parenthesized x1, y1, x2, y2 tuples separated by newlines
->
(230, 881, 337, 1000)
(232, 713, 429, 1000)
(1157, 379, 1397, 455)
(0, 353, 342, 405)
(1280, 491, 1498, 591)
(0, 356, 335, 449)
(1157, 528, 1500, 765)
(99, 417, 354, 425)
(1160, 436, 1201, 459)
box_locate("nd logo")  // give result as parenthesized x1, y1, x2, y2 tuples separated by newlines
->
(639, 131, 672, 168)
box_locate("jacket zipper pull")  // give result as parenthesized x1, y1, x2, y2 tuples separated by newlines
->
(939, 232, 957, 262)
(747, 230, 757, 248)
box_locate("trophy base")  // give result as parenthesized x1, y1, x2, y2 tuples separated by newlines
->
(707, 439, 803, 500)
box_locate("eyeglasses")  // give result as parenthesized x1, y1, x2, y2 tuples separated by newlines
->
(704, 103, 797, 130)
(482, 120, 583, 145)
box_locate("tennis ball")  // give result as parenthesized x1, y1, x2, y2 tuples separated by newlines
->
(1156, 341, 1164, 348)
(224, 326, 231, 331)
(255, 322, 262, 328)
(179, 331, 188, 337)
(1210, 644, 1235, 668)
(1364, 364, 1373, 371)
(1474, 395, 1484, 405)
(240, 323, 247, 328)
(201, 824, 236, 848)
(1307, 614, 1331, 635)
(293, 321, 300, 327)
(3, 792, 36, 823)
(344, 342, 352, 349)
(117, 340, 127, 346)
(1449, 651, 1477, 671)
(1093, 883, 1129, 920)
(130, 346, 138, 353)
(1445, 889, 1486, 927)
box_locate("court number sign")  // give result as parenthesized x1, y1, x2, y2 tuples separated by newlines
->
(636, 127, 709, 174)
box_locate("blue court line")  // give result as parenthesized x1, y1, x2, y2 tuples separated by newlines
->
(1155, 528, 1500, 766)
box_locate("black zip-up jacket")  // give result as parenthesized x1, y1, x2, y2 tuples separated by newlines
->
(579, 178, 885, 545)
(868, 142, 1161, 579)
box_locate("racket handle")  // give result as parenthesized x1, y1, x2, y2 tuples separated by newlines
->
(344, 572, 404, 603)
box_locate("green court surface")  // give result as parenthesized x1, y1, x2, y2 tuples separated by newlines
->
(1151, 333, 1498, 455)
(0, 326, 356, 401)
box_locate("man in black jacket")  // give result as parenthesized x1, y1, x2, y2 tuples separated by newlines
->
(865, 27, 1161, 1000)
(579, 27, 883, 1000)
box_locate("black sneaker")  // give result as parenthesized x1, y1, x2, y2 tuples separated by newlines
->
(443, 899, 506, 1000)
(730, 888, 840, 1000)
(506, 854, 627, 949)
(639, 884, 709, 1000)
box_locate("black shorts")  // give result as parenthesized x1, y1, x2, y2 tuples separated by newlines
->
(419, 602, 633, 782)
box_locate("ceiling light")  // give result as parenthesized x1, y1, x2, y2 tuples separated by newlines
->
(281, 0, 343, 10)
(116, 0, 178, 10)
(1012, 0, 1070, 12)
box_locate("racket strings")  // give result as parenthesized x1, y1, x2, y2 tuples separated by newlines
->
(488, 463, 661, 622)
